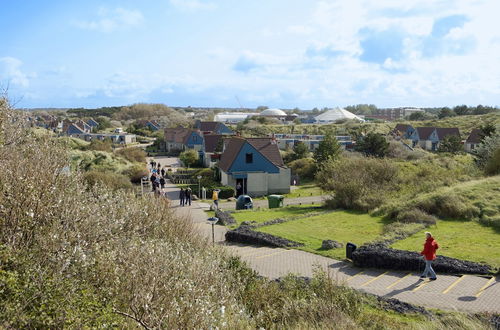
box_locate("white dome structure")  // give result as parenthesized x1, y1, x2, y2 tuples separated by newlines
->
(260, 108, 287, 117)
(314, 107, 364, 123)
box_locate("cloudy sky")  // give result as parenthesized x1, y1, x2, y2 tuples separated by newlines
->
(1, 0, 499, 109)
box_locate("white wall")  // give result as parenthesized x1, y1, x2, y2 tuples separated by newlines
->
(268, 168, 291, 194)
(247, 172, 268, 196)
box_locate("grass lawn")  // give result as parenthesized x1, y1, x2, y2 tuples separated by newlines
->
(227, 205, 323, 227)
(257, 210, 386, 260)
(391, 219, 500, 269)
(284, 183, 323, 198)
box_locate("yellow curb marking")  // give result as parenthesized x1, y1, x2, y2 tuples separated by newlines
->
(346, 270, 364, 282)
(386, 273, 412, 289)
(254, 249, 291, 259)
(412, 279, 431, 292)
(360, 271, 388, 287)
(475, 277, 496, 298)
(443, 275, 466, 294)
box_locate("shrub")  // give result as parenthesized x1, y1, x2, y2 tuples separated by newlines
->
(288, 158, 317, 180)
(356, 132, 389, 157)
(485, 147, 500, 175)
(83, 170, 133, 190)
(316, 157, 398, 211)
(115, 147, 146, 163)
(415, 194, 480, 219)
(396, 208, 437, 226)
(85, 138, 113, 152)
(208, 186, 235, 199)
(122, 164, 148, 183)
(179, 149, 199, 168)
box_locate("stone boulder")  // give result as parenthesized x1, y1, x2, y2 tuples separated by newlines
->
(215, 209, 236, 226)
(321, 240, 343, 250)
(352, 245, 491, 275)
(225, 227, 303, 248)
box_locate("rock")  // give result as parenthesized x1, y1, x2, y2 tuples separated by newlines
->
(352, 245, 491, 275)
(377, 296, 431, 318)
(227, 197, 236, 202)
(225, 227, 303, 248)
(321, 240, 343, 250)
(241, 221, 256, 227)
(215, 209, 236, 226)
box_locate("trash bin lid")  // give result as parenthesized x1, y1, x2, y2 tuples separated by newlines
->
(268, 194, 284, 200)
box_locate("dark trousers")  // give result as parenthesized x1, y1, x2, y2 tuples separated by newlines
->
(180, 197, 184, 206)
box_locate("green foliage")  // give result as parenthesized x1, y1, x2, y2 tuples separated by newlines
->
(356, 132, 389, 157)
(473, 131, 500, 170)
(438, 107, 455, 119)
(83, 170, 133, 190)
(485, 147, 500, 175)
(179, 149, 199, 168)
(121, 164, 149, 183)
(395, 208, 437, 226)
(95, 116, 111, 130)
(115, 147, 146, 163)
(67, 106, 121, 118)
(316, 157, 398, 211)
(292, 141, 309, 160)
(438, 135, 463, 153)
(85, 138, 113, 152)
(313, 131, 341, 163)
(288, 158, 316, 180)
(408, 111, 435, 120)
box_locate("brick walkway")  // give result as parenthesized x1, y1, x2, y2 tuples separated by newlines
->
(158, 169, 499, 314)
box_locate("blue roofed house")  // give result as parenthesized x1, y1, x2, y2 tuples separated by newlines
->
(393, 124, 415, 139)
(218, 137, 291, 197)
(86, 118, 99, 132)
(164, 127, 204, 153)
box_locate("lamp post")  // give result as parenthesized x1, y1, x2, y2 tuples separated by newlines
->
(207, 217, 219, 245)
(141, 176, 148, 197)
(197, 175, 202, 200)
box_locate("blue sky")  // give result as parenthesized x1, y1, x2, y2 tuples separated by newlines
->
(1, 0, 499, 109)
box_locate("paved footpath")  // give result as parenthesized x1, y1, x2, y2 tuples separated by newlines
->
(154, 159, 499, 314)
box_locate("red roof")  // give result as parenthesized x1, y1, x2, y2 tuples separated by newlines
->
(203, 134, 224, 153)
(435, 127, 460, 140)
(415, 127, 436, 140)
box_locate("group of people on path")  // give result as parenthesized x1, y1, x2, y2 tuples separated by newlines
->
(149, 160, 168, 197)
(178, 187, 192, 206)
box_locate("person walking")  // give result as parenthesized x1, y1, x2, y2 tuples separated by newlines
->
(179, 188, 185, 206)
(420, 232, 439, 280)
(160, 176, 166, 190)
(185, 188, 192, 206)
(160, 168, 165, 177)
(212, 189, 220, 211)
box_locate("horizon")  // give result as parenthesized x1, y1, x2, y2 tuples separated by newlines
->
(2, 1, 500, 109)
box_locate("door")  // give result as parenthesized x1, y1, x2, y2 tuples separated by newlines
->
(236, 178, 247, 196)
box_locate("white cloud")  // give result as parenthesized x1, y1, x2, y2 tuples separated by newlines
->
(169, 0, 216, 11)
(0, 57, 30, 87)
(287, 25, 314, 35)
(74, 8, 143, 32)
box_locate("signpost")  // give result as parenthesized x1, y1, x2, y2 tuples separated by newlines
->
(140, 176, 149, 197)
(197, 175, 202, 199)
(207, 217, 219, 246)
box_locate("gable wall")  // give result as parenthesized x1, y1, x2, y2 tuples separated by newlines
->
(229, 142, 279, 174)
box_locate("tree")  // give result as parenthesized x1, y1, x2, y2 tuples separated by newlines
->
(479, 122, 496, 141)
(438, 107, 455, 119)
(438, 135, 462, 153)
(179, 149, 199, 168)
(453, 105, 469, 116)
(356, 132, 389, 157)
(313, 132, 341, 163)
(292, 142, 309, 160)
(474, 131, 500, 170)
(408, 111, 431, 120)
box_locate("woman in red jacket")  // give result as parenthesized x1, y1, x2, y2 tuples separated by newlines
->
(420, 232, 439, 280)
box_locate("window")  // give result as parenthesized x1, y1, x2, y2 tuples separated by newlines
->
(245, 153, 253, 163)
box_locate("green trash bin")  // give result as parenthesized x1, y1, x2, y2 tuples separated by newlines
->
(267, 195, 284, 208)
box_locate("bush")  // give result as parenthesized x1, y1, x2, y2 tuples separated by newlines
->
(179, 149, 199, 168)
(122, 164, 148, 183)
(316, 157, 398, 211)
(208, 186, 235, 199)
(85, 139, 113, 152)
(396, 208, 437, 226)
(288, 158, 317, 180)
(485, 147, 500, 175)
(116, 147, 146, 163)
(415, 194, 480, 219)
(83, 170, 133, 190)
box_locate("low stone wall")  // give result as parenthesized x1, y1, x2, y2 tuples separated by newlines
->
(215, 209, 236, 226)
(225, 226, 303, 248)
(352, 245, 491, 275)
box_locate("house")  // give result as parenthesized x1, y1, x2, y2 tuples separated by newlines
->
(194, 121, 234, 135)
(393, 124, 415, 139)
(164, 127, 204, 152)
(218, 137, 291, 197)
(136, 120, 161, 131)
(272, 133, 353, 151)
(86, 118, 99, 131)
(410, 127, 460, 151)
(202, 134, 224, 167)
(465, 129, 482, 152)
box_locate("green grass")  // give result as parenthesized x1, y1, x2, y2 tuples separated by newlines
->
(284, 183, 323, 198)
(226, 205, 323, 227)
(256, 210, 386, 260)
(391, 219, 500, 269)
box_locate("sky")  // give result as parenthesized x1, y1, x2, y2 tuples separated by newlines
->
(1, 0, 499, 109)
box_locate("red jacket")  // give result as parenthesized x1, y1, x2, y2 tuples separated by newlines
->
(421, 237, 439, 261)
